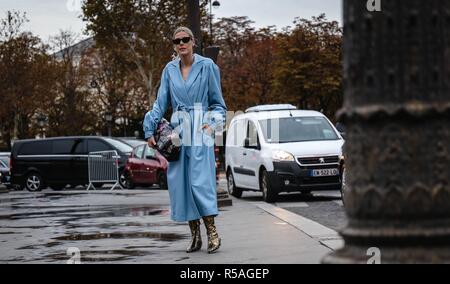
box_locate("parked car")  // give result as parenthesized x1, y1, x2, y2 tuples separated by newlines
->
(225, 104, 345, 203)
(116, 137, 147, 148)
(0, 155, 12, 189)
(123, 144, 168, 189)
(10, 136, 133, 192)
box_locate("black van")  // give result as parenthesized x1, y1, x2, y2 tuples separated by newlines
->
(10, 137, 133, 192)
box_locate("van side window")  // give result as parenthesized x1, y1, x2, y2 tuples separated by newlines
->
(247, 120, 259, 148)
(235, 119, 247, 147)
(87, 140, 111, 153)
(227, 121, 236, 146)
(19, 141, 52, 155)
(53, 140, 76, 154)
(73, 140, 86, 154)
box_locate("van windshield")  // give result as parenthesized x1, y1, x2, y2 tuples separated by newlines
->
(259, 116, 339, 143)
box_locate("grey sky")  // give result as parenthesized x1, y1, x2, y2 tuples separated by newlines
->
(0, 0, 342, 42)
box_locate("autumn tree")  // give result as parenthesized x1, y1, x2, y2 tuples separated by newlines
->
(83, 0, 191, 104)
(213, 17, 280, 112)
(214, 16, 256, 111)
(47, 30, 97, 136)
(273, 14, 343, 118)
(0, 11, 56, 149)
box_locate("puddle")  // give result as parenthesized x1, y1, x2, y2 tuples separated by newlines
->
(65, 221, 182, 230)
(0, 206, 169, 221)
(2, 225, 53, 229)
(45, 249, 153, 262)
(53, 231, 186, 241)
(17, 242, 62, 250)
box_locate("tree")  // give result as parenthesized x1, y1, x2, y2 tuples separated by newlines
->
(273, 14, 343, 118)
(82, 0, 191, 105)
(214, 17, 278, 111)
(0, 11, 56, 149)
(48, 30, 96, 136)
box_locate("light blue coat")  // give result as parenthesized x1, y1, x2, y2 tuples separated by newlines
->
(143, 54, 227, 222)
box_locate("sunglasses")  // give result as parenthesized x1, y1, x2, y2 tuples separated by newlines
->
(172, 36, 192, 45)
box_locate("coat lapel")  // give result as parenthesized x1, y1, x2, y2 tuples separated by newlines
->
(167, 59, 191, 105)
(167, 54, 206, 106)
(185, 55, 204, 95)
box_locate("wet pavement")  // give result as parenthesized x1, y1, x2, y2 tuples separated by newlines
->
(0, 179, 341, 264)
(0, 188, 190, 263)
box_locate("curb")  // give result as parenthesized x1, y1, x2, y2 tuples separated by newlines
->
(255, 202, 344, 251)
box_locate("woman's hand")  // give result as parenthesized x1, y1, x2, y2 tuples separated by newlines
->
(148, 136, 157, 148)
(202, 124, 213, 135)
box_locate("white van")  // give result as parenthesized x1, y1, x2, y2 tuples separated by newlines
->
(225, 104, 345, 203)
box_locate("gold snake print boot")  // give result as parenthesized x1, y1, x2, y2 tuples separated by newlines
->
(186, 220, 202, 253)
(202, 216, 221, 254)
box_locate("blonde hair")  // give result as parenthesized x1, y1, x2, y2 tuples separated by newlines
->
(173, 26, 195, 44)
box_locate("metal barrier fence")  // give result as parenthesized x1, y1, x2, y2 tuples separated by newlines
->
(86, 150, 123, 191)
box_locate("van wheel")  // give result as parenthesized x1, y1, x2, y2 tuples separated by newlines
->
(227, 170, 242, 198)
(25, 172, 44, 192)
(158, 172, 167, 190)
(261, 170, 278, 203)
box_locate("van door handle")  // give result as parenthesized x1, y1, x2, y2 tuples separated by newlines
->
(243, 152, 247, 156)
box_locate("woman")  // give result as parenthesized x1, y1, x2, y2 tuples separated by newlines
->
(143, 27, 227, 254)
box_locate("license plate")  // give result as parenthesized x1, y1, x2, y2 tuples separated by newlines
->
(311, 169, 339, 177)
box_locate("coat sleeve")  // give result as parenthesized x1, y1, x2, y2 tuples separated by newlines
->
(143, 67, 170, 140)
(206, 62, 227, 133)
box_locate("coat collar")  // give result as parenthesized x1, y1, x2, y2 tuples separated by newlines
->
(168, 53, 206, 68)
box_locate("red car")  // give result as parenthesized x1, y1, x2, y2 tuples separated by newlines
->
(123, 144, 168, 189)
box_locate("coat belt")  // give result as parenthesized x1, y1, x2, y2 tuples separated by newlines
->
(176, 105, 210, 112)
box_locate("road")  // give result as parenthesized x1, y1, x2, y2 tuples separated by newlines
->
(0, 180, 347, 263)
(218, 174, 347, 232)
(240, 191, 346, 232)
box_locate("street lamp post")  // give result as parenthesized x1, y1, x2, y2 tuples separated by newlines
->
(105, 112, 113, 137)
(209, 0, 220, 44)
(187, 0, 202, 55)
(323, 0, 450, 263)
(37, 114, 47, 139)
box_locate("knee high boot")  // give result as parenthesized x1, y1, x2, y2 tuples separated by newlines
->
(202, 216, 221, 254)
(186, 220, 202, 253)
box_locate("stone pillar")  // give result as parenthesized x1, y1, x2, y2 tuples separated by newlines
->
(323, 0, 450, 263)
